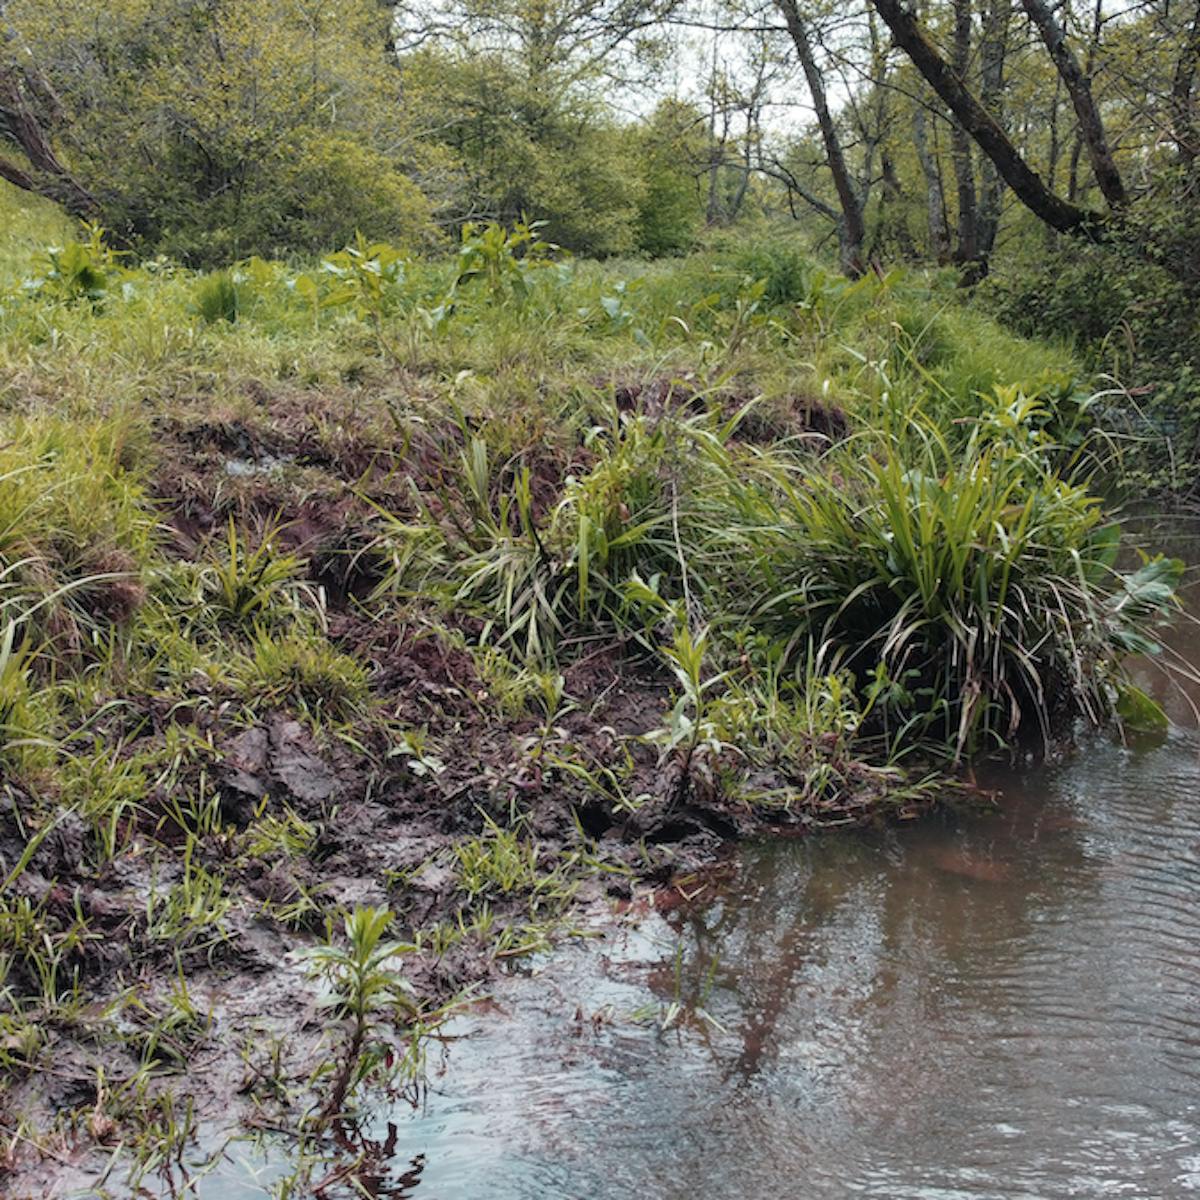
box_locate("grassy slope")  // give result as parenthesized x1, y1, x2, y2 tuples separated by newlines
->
(0, 185, 1173, 1194)
(0, 183, 72, 286)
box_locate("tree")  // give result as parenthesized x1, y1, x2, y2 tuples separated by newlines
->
(396, 0, 688, 255)
(1019, 0, 1125, 208)
(0, 3, 102, 221)
(776, 0, 867, 273)
(869, 0, 1099, 235)
(635, 99, 706, 254)
(399, 48, 644, 255)
(0, 0, 439, 262)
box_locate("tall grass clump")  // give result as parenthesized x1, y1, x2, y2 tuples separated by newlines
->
(0, 416, 153, 650)
(395, 408, 727, 658)
(193, 270, 240, 323)
(741, 389, 1181, 756)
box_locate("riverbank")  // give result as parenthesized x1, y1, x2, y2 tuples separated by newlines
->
(0, 195, 1183, 1196)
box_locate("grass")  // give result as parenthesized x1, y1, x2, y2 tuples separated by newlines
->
(0, 177, 1183, 1192)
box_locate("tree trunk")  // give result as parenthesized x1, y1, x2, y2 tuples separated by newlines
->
(949, 0, 979, 263)
(879, 150, 918, 258)
(1068, 0, 1105, 201)
(1019, 0, 1126, 207)
(0, 62, 102, 221)
(776, 0, 866, 274)
(727, 110, 754, 221)
(869, 0, 1099, 235)
(1046, 74, 1063, 192)
(705, 42, 724, 224)
(912, 106, 951, 261)
(1170, 0, 1200, 163)
(1045, 75, 1064, 249)
(976, 0, 1009, 259)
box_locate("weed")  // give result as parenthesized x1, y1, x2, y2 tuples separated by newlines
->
(202, 518, 304, 628)
(141, 841, 232, 961)
(742, 397, 1182, 754)
(296, 906, 423, 1120)
(24, 224, 125, 308)
(451, 220, 559, 308)
(643, 623, 735, 804)
(240, 627, 369, 720)
(193, 270, 239, 324)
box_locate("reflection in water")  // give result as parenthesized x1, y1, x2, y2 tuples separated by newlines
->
(293, 725, 1200, 1200)
(199, 524, 1200, 1199)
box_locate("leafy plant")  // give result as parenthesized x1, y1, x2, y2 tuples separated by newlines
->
(24, 224, 125, 308)
(194, 270, 239, 324)
(296, 906, 422, 1120)
(742, 401, 1183, 755)
(202, 518, 302, 627)
(450, 220, 558, 307)
(643, 624, 735, 804)
(301, 233, 411, 354)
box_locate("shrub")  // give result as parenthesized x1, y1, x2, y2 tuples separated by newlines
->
(194, 271, 240, 324)
(979, 198, 1200, 489)
(727, 242, 815, 306)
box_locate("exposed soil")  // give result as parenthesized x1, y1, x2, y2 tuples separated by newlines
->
(0, 372, 931, 1198)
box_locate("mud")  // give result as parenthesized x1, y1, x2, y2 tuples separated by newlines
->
(0, 372, 908, 1198)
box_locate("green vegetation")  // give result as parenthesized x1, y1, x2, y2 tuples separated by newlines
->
(0, 0, 1196, 1186)
(0, 181, 1182, 1194)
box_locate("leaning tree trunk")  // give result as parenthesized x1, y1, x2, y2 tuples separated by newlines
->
(1019, 0, 1126, 207)
(0, 62, 102, 221)
(869, 0, 1098, 235)
(777, 0, 867, 275)
(1067, 0, 1104, 202)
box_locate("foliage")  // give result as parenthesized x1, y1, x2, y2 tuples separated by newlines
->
(451, 221, 559, 306)
(398, 49, 644, 257)
(634, 101, 706, 257)
(980, 193, 1200, 489)
(297, 907, 425, 1119)
(24, 226, 126, 308)
(4, 0, 438, 264)
(740, 391, 1183, 755)
(201, 518, 302, 629)
(0, 181, 1186, 1188)
(194, 272, 240, 325)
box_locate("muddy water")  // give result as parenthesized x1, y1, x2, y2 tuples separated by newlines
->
(204, 550, 1200, 1199)
(337, 736, 1200, 1200)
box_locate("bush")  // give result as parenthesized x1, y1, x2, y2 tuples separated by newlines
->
(5, 0, 439, 266)
(264, 133, 440, 258)
(727, 242, 815, 306)
(979, 197, 1200, 489)
(194, 271, 240, 324)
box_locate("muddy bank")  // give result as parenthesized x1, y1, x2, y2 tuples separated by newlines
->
(1, 374, 934, 1198)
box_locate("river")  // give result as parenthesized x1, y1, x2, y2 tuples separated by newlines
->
(199, 536, 1200, 1199)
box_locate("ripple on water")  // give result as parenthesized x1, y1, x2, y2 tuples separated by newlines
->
(189, 726, 1200, 1200)
(310, 729, 1200, 1200)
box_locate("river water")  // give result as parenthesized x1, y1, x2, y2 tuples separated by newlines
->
(204, 544, 1200, 1199)
(349, 736, 1200, 1200)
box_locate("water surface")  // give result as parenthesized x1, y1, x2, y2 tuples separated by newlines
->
(334, 724, 1199, 1199)
(202, 535, 1200, 1199)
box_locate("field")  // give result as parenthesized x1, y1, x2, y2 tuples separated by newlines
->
(0, 183, 1181, 1196)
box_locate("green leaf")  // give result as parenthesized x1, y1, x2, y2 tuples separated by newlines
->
(1115, 682, 1169, 733)
(1083, 523, 1121, 580)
